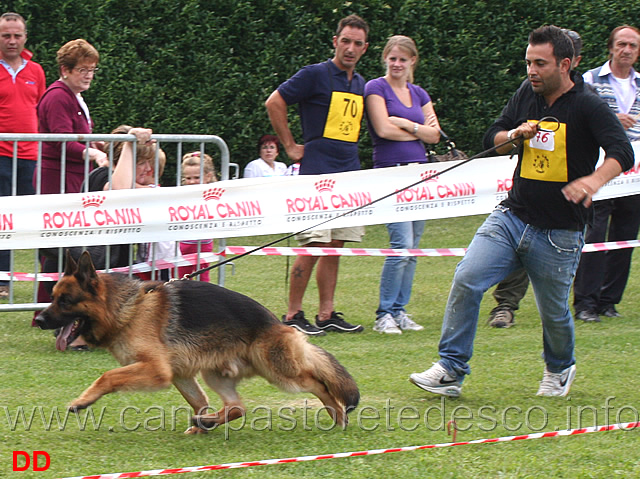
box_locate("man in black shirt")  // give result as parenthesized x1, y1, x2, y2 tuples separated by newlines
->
(409, 26, 634, 399)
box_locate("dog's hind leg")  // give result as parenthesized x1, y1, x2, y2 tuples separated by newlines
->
(172, 376, 211, 435)
(191, 371, 246, 431)
(256, 329, 354, 428)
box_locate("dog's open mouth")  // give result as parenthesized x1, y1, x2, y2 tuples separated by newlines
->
(56, 320, 81, 352)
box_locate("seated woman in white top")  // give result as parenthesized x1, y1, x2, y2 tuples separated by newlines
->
(243, 134, 288, 178)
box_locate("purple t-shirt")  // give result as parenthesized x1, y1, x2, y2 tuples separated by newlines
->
(364, 77, 431, 168)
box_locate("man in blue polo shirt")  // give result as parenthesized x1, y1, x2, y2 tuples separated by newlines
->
(265, 14, 369, 335)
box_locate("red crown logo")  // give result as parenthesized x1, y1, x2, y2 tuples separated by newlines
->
(421, 170, 440, 183)
(81, 194, 105, 208)
(314, 179, 335, 193)
(203, 187, 225, 201)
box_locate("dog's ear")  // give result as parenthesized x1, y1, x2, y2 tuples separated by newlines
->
(64, 250, 78, 276)
(74, 251, 99, 287)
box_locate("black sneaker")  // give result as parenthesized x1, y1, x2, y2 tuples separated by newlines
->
(282, 311, 326, 336)
(316, 311, 364, 333)
(598, 305, 621, 318)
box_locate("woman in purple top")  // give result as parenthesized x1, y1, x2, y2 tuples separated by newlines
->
(365, 35, 441, 334)
(36, 38, 107, 194)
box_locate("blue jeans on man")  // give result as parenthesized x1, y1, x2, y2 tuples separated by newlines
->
(438, 207, 583, 380)
(376, 220, 426, 318)
(0, 156, 36, 286)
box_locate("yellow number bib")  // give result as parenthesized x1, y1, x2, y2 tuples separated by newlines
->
(322, 91, 363, 142)
(521, 120, 568, 182)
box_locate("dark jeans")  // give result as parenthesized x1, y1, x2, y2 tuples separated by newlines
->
(573, 195, 640, 313)
(491, 268, 529, 312)
(0, 157, 36, 286)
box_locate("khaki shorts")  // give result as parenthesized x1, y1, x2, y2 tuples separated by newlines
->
(295, 226, 365, 246)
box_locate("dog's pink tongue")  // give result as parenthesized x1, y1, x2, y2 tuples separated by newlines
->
(55, 323, 74, 351)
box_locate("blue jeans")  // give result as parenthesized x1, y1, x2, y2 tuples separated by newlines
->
(438, 208, 583, 379)
(376, 220, 426, 318)
(0, 157, 36, 285)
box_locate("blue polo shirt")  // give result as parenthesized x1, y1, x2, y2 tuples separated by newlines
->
(277, 60, 365, 175)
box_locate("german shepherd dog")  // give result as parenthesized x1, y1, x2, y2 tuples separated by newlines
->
(35, 252, 359, 434)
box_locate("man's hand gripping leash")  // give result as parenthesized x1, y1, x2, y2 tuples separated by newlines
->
(508, 117, 600, 207)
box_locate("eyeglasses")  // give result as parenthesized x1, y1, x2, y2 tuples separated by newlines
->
(74, 67, 99, 76)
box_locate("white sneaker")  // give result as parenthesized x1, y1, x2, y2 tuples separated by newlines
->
(394, 311, 424, 331)
(374, 313, 402, 334)
(536, 364, 576, 397)
(409, 363, 462, 397)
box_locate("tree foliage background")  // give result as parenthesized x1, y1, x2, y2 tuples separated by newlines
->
(6, 0, 640, 175)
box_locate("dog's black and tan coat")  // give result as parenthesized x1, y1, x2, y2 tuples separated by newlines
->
(36, 252, 359, 434)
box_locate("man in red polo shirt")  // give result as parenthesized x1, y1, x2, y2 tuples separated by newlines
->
(0, 12, 46, 298)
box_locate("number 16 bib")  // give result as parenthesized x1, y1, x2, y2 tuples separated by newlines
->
(521, 119, 568, 182)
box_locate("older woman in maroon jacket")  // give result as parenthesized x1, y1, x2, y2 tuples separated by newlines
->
(34, 39, 107, 349)
(35, 38, 106, 194)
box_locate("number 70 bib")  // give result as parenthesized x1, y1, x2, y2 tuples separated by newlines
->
(322, 91, 364, 143)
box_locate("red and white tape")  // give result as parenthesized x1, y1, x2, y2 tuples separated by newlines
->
(3, 240, 640, 282)
(581, 239, 640, 252)
(57, 421, 639, 479)
(228, 239, 640, 256)
(0, 253, 221, 282)
(225, 246, 468, 257)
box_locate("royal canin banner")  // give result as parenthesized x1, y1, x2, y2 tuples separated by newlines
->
(1, 143, 639, 250)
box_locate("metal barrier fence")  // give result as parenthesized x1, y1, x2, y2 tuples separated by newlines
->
(0, 133, 237, 312)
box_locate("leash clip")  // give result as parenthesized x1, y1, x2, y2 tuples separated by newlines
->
(439, 129, 462, 159)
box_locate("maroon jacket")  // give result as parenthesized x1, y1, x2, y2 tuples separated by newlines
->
(36, 80, 94, 193)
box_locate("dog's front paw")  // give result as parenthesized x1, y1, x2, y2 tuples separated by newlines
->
(184, 426, 209, 435)
(68, 401, 89, 412)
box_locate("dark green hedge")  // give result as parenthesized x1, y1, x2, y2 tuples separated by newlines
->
(6, 0, 640, 177)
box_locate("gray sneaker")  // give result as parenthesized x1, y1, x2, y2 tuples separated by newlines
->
(394, 311, 424, 331)
(536, 364, 576, 397)
(488, 308, 515, 328)
(409, 363, 462, 397)
(374, 313, 402, 334)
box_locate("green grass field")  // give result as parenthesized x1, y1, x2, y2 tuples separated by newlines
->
(2, 216, 639, 478)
